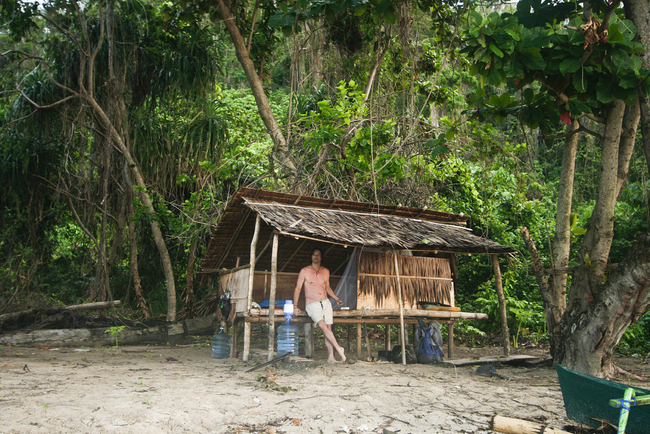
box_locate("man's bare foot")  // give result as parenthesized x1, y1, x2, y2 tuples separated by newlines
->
(327, 357, 338, 364)
(336, 346, 346, 363)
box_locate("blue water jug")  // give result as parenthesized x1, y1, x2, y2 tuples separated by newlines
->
(277, 300, 299, 357)
(211, 326, 230, 359)
(277, 320, 299, 357)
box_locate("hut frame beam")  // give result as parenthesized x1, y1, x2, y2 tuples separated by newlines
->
(243, 214, 261, 362)
(491, 254, 510, 356)
(393, 251, 407, 366)
(266, 233, 279, 361)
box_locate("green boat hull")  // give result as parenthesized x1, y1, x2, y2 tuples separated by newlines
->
(556, 364, 650, 433)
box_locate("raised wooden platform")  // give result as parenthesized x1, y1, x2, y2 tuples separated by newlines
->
(230, 308, 489, 360)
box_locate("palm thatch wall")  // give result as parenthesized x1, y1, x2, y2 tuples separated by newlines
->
(358, 252, 453, 307)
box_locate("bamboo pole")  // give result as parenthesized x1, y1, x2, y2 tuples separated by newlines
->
(356, 248, 362, 357)
(247, 308, 487, 320)
(491, 254, 510, 356)
(356, 324, 362, 357)
(393, 251, 407, 365)
(243, 214, 261, 362)
(267, 232, 279, 361)
(385, 325, 391, 351)
(448, 324, 454, 359)
(244, 316, 458, 325)
(347, 325, 352, 351)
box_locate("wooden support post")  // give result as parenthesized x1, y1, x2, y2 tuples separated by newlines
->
(230, 318, 239, 358)
(267, 233, 279, 361)
(385, 325, 391, 350)
(304, 323, 313, 358)
(491, 254, 510, 356)
(243, 214, 261, 362)
(356, 324, 362, 357)
(448, 324, 454, 359)
(393, 252, 407, 365)
(347, 325, 352, 351)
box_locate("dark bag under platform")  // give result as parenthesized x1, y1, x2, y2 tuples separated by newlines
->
(391, 344, 417, 364)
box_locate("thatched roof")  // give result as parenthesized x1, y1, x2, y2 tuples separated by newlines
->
(244, 199, 512, 253)
(200, 188, 515, 274)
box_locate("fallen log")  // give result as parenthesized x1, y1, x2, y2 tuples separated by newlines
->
(0, 314, 218, 347)
(490, 415, 565, 434)
(0, 300, 123, 323)
(446, 355, 539, 367)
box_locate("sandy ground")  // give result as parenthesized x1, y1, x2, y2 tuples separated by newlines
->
(1, 334, 649, 434)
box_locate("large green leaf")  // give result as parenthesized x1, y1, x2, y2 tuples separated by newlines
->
(489, 44, 505, 58)
(520, 52, 546, 70)
(604, 47, 632, 76)
(566, 99, 591, 115)
(268, 12, 294, 29)
(520, 27, 550, 49)
(559, 57, 581, 74)
(618, 76, 639, 90)
(523, 88, 535, 103)
(596, 79, 615, 104)
(612, 84, 638, 102)
(487, 67, 504, 86)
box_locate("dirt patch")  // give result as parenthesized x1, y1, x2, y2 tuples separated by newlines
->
(0, 339, 648, 434)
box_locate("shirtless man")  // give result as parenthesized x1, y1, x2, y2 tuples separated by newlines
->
(293, 249, 346, 363)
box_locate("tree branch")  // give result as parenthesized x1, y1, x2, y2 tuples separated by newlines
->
(67, 196, 99, 250)
(541, 123, 603, 141)
(535, 76, 606, 123)
(38, 12, 88, 58)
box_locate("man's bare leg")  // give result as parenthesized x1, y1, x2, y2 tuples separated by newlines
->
(323, 336, 335, 363)
(317, 321, 346, 362)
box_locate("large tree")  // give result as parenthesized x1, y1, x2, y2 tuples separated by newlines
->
(464, 0, 650, 377)
(1, 0, 224, 320)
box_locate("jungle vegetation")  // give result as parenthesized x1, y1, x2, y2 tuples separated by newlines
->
(1, 0, 649, 377)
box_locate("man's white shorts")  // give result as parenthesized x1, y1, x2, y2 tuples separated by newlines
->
(305, 299, 334, 325)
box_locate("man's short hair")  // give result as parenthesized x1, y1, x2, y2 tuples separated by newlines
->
(310, 248, 323, 257)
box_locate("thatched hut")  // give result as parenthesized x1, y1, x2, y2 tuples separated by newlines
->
(200, 188, 516, 363)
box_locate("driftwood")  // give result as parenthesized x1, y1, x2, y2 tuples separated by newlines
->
(447, 355, 540, 367)
(0, 314, 218, 347)
(0, 300, 123, 323)
(491, 415, 565, 434)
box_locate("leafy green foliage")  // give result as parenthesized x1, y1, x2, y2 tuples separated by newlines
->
(299, 80, 405, 186)
(461, 4, 648, 132)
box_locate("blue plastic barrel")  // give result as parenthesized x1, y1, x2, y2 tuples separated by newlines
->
(211, 327, 230, 359)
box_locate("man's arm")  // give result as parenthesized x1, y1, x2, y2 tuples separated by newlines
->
(324, 269, 343, 306)
(293, 269, 306, 313)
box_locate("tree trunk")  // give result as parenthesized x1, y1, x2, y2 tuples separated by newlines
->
(625, 0, 650, 174)
(615, 98, 641, 197)
(84, 92, 177, 321)
(553, 232, 650, 377)
(568, 100, 625, 317)
(553, 99, 644, 377)
(128, 200, 150, 319)
(549, 120, 579, 334)
(215, 0, 296, 182)
(183, 242, 198, 317)
(91, 138, 112, 302)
